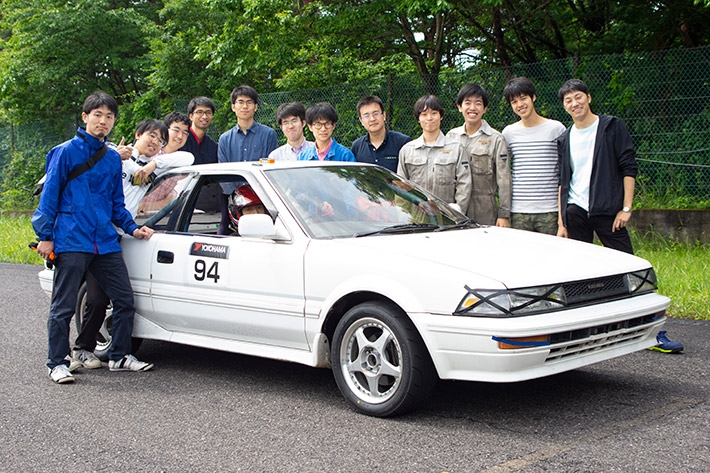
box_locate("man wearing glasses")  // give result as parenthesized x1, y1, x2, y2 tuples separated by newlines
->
(218, 85, 278, 164)
(180, 96, 218, 166)
(351, 95, 411, 171)
(268, 102, 314, 161)
(298, 102, 356, 162)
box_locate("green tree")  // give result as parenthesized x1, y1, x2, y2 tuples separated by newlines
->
(0, 0, 158, 124)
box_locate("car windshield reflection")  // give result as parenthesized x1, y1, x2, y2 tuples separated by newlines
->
(265, 165, 468, 239)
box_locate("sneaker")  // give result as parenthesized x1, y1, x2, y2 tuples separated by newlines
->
(67, 354, 82, 373)
(49, 364, 75, 384)
(649, 330, 684, 353)
(108, 354, 154, 372)
(71, 349, 102, 370)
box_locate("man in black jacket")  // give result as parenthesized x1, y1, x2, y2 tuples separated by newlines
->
(556, 79, 683, 354)
(556, 79, 636, 254)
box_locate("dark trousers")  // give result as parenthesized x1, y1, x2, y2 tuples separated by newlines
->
(47, 252, 135, 369)
(565, 204, 634, 255)
(74, 271, 110, 353)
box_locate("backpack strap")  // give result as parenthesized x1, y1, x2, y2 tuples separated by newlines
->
(59, 144, 109, 195)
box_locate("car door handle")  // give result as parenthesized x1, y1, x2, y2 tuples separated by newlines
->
(157, 250, 174, 264)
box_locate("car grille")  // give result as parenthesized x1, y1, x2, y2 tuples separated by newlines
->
(562, 274, 627, 305)
(545, 313, 659, 363)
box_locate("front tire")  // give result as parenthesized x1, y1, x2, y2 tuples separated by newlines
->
(74, 282, 142, 361)
(331, 301, 437, 417)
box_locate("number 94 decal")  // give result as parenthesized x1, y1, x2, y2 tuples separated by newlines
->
(194, 259, 220, 283)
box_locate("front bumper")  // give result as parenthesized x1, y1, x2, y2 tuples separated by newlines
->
(410, 292, 670, 382)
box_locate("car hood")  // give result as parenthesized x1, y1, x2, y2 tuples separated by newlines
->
(334, 226, 651, 288)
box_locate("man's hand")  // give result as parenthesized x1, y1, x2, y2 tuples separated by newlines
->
(496, 217, 510, 228)
(612, 210, 632, 232)
(37, 240, 54, 259)
(132, 226, 155, 240)
(116, 137, 133, 161)
(557, 226, 568, 238)
(133, 161, 157, 186)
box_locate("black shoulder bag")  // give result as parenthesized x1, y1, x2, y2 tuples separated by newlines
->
(34, 144, 109, 196)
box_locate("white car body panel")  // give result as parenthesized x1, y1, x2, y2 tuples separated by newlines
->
(37, 161, 669, 388)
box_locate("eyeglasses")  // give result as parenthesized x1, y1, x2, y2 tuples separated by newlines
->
(148, 131, 167, 148)
(192, 109, 213, 117)
(280, 118, 301, 127)
(236, 99, 256, 107)
(169, 127, 190, 137)
(311, 121, 334, 130)
(360, 111, 382, 120)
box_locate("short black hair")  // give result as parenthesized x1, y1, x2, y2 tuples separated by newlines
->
(503, 77, 537, 103)
(187, 97, 215, 115)
(136, 119, 168, 143)
(558, 79, 590, 103)
(83, 91, 118, 117)
(305, 103, 338, 125)
(356, 96, 384, 116)
(456, 84, 489, 107)
(413, 95, 444, 120)
(275, 102, 306, 125)
(164, 111, 191, 129)
(230, 85, 258, 105)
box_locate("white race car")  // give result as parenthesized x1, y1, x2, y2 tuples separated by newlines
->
(39, 161, 669, 417)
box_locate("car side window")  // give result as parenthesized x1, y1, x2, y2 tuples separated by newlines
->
(135, 172, 194, 230)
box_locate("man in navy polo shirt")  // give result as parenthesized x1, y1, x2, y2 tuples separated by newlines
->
(351, 95, 411, 172)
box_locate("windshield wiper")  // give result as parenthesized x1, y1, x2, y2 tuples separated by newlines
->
(435, 218, 477, 232)
(354, 223, 440, 237)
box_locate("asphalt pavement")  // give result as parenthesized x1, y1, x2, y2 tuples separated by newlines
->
(1, 263, 708, 472)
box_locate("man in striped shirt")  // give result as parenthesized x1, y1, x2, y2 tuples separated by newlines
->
(502, 77, 566, 235)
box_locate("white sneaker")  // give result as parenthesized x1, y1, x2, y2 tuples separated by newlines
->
(72, 349, 102, 370)
(49, 364, 75, 384)
(108, 354, 154, 372)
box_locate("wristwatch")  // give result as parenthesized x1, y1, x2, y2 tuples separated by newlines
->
(622, 206, 632, 213)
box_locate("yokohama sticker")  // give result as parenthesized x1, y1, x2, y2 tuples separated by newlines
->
(190, 242, 229, 259)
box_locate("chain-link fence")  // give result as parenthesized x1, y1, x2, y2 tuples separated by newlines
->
(2, 46, 709, 209)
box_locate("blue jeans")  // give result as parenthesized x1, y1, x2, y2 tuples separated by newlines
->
(47, 252, 135, 369)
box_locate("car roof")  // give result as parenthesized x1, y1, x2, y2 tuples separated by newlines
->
(170, 160, 378, 175)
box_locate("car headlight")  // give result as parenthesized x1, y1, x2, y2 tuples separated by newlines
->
(625, 268, 657, 294)
(455, 284, 566, 317)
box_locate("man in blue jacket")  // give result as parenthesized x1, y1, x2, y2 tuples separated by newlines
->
(33, 91, 155, 383)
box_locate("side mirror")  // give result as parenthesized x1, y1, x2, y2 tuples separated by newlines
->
(448, 203, 462, 214)
(238, 214, 290, 241)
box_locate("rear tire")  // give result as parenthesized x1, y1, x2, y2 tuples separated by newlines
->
(74, 282, 143, 361)
(331, 301, 437, 417)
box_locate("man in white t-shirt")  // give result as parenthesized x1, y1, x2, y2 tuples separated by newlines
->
(502, 77, 566, 234)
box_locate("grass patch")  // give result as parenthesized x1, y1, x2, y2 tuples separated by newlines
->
(1, 214, 707, 320)
(633, 231, 710, 320)
(0, 213, 42, 265)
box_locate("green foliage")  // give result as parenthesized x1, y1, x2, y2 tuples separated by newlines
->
(0, 0, 157, 123)
(0, 213, 39, 265)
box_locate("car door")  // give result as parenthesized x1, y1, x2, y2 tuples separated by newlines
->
(146, 173, 309, 350)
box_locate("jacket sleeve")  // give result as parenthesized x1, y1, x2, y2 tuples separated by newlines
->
(153, 151, 194, 172)
(612, 118, 638, 178)
(454, 146, 472, 214)
(494, 134, 512, 219)
(109, 153, 140, 235)
(31, 146, 68, 240)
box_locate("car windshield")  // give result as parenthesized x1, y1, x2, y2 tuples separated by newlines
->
(265, 165, 470, 239)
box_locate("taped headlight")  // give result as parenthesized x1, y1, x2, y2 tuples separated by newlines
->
(455, 285, 566, 317)
(625, 268, 657, 294)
